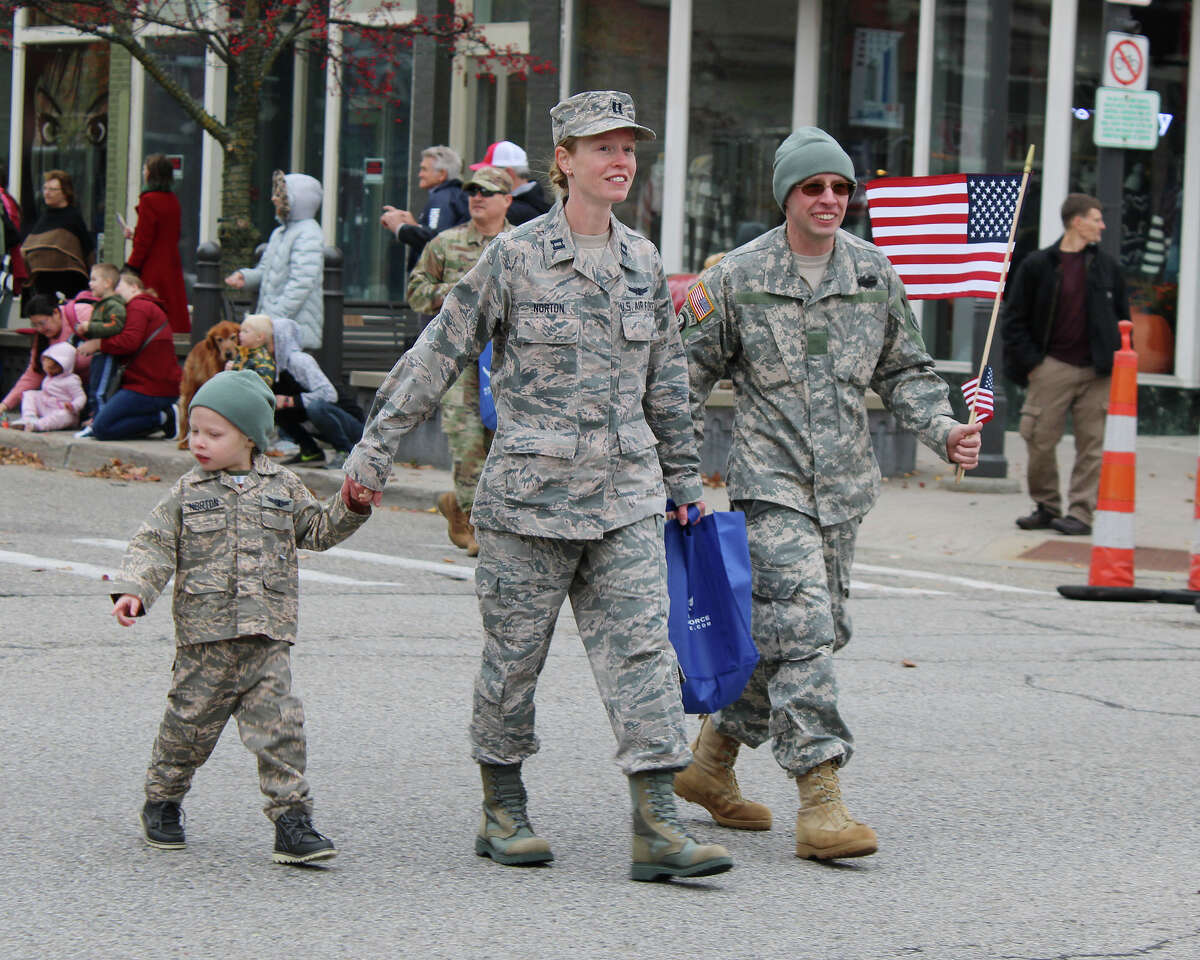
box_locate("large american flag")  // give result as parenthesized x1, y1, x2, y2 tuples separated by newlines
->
(864, 174, 1023, 300)
(961, 364, 995, 424)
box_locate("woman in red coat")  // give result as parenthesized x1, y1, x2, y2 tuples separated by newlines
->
(124, 154, 190, 333)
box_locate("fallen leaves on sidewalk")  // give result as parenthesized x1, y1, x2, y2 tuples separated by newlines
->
(702, 472, 726, 488)
(75, 458, 161, 482)
(0, 445, 48, 468)
(901, 659, 918, 668)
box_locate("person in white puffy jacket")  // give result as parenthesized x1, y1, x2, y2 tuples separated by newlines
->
(226, 171, 326, 349)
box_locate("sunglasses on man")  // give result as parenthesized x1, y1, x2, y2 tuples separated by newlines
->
(797, 179, 856, 197)
(464, 185, 504, 198)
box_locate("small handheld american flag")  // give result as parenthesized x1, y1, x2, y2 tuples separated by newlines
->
(961, 364, 995, 424)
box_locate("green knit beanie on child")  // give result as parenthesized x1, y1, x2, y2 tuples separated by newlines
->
(189, 369, 276, 453)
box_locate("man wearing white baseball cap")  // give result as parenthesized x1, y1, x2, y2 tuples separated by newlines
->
(470, 140, 551, 225)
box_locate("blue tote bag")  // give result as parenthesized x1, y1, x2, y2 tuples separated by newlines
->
(479, 342, 497, 430)
(663, 503, 759, 714)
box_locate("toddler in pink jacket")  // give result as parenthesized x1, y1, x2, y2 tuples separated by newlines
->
(19, 341, 86, 431)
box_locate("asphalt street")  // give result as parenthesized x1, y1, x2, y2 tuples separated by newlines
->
(0, 448, 1197, 960)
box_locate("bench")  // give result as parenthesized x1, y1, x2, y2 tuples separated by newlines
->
(340, 306, 425, 374)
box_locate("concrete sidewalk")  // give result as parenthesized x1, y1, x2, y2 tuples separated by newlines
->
(3, 422, 1197, 584)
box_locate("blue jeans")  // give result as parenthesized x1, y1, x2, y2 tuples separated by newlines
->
(91, 389, 176, 441)
(86, 353, 118, 421)
(278, 398, 363, 454)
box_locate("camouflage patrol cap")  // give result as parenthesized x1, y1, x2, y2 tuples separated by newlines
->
(462, 165, 514, 194)
(550, 91, 656, 145)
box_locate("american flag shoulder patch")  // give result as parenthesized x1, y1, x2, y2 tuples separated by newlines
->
(686, 280, 715, 323)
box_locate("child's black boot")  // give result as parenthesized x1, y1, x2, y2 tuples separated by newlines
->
(273, 810, 337, 865)
(141, 800, 185, 849)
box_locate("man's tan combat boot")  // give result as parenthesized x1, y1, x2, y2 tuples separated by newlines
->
(673, 717, 772, 830)
(629, 770, 734, 882)
(793, 759, 878, 860)
(475, 763, 554, 866)
(437, 492, 473, 551)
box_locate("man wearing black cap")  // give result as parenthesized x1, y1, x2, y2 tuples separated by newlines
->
(676, 127, 982, 862)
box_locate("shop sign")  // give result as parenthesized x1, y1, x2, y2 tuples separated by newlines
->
(1103, 32, 1149, 90)
(364, 158, 384, 185)
(167, 155, 183, 180)
(1093, 88, 1160, 149)
(1105, 0, 1150, 5)
(849, 28, 904, 130)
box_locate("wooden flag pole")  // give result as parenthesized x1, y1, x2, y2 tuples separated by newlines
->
(956, 144, 1037, 483)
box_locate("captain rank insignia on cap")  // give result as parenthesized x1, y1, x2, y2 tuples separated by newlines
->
(611, 99, 625, 116)
(686, 280, 714, 323)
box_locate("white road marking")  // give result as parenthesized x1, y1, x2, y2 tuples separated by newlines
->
(322, 546, 474, 581)
(851, 580, 950, 596)
(74, 537, 472, 584)
(0, 549, 116, 581)
(853, 562, 1049, 595)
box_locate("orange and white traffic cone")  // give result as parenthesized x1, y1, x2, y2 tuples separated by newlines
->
(1058, 320, 1161, 602)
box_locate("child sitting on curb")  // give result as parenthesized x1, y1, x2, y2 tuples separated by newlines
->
(73, 263, 127, 436)
(16, 341, 85, 431)
(111, 370, 370, 865)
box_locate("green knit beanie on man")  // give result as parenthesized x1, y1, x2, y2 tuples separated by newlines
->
(189, 369, 276, 453)
(772, 127, 856, 210)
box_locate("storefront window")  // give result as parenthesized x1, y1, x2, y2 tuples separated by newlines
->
(243, 51, 295, 244)
(336, 30, 413, 301)
(683, 0, 797, 271)
(1070, 1, 1189, 376)
(302, 45, 327, 180)
(142, 36, 205, 296)
(573, 0, 669, 247)
(821, 0, 919, 241)
(476, 0, 531, 21)
(21, 42, 109, 243)
(922, 0, 1050, 362)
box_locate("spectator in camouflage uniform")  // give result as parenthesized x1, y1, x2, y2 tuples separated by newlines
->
(111, 370, 370, 865)
(674, 127, 981, 862)
(343, 91, 733, 883)
(407, 165, 515, 557)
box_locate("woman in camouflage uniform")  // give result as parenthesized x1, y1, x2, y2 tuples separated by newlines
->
(343, 91, 732, 882)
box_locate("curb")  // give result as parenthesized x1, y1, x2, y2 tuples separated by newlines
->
(0, 427, 448, 512)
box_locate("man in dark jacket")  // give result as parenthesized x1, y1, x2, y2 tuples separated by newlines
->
(469, 140, 551, 225)
(381, 145, 469, 275)
(1002, 193, 1128, 536)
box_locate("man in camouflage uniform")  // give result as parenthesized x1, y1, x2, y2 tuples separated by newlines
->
(344, 90, 733, 882)
(407, 166, 514, 557)
(674, 127, 981, 861)
(112, 370, 370, 864)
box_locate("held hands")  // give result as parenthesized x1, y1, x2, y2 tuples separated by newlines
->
(77, 338, 102, 357)
(670, 500, 707, 525)
(225, 271, 245, 289)
(340, 474, 381, 512)
(947, 421, 983, 469)
(113, 594, 141, 626)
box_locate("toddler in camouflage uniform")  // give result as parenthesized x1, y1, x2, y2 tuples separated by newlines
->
(111, 369, 370, 864)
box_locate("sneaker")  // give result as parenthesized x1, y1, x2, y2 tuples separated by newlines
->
(273, 810, 337, 865)
(1050, 515, 1092, 536)
(283, 450, 325, 467)
(1015, 505, 1058, 530)
(74, 424, 94, 439)
(141, 800, 186, 849)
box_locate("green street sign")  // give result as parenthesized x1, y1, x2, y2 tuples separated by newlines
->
(1093, 88, 1161, 149)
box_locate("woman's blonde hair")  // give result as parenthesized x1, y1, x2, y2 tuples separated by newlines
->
(119, 269, 159, 299)
(548, 136, 579, 199)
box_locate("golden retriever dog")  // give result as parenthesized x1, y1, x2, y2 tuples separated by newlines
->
(177, 320, 242, 448)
